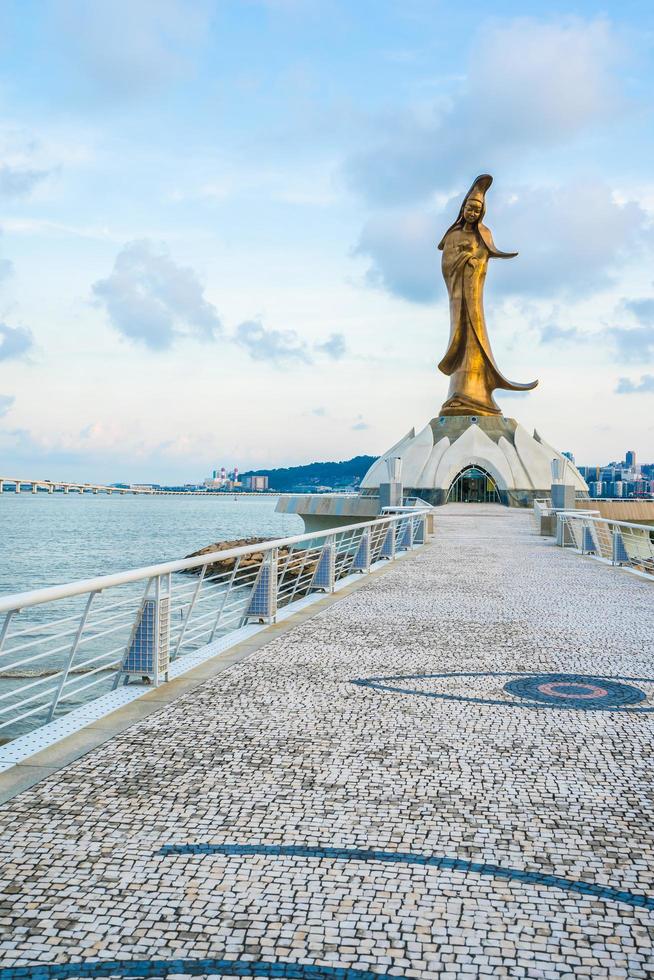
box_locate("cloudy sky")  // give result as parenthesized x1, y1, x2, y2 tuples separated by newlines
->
(0, 0, 653, 483)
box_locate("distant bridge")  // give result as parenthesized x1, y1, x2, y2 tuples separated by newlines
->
(0, 478, 276, 497)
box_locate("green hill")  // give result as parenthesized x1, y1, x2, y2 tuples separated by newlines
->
(242, 455, 377, 492)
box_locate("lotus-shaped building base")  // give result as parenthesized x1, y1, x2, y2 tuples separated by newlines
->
(361, 415, 588, 507)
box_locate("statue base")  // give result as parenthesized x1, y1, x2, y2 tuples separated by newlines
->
(439, 394, 502, 417)
(360, 415, 587, 508)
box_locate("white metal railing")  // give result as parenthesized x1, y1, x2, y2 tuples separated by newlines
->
(0, 509, 431, 743)
(555, 511, 654, 577)
(532, 498, 553, 525)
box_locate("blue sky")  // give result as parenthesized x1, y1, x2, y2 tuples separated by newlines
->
(0, 0, 653, 482)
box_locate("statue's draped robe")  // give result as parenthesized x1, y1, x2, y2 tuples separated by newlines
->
(438, 220, 537, 416)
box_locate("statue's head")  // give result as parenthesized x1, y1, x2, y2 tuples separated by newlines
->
(463, 195, 483, 224)
(439, 174, 517, 257)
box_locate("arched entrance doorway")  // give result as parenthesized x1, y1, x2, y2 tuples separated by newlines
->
(447, 466, 500, 503)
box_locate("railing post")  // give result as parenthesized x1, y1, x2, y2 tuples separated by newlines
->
(47, 591, 98, 722)
(413, 514, 426, 546)
(0, 608, 17, 656)
(117, 575, 170, 686)
(380, 519, 396, 560)
(351, 528, 371, 574)
(310, 536, 335, 593)
(154, 574, 171, 685)
(245, 548, 278, 623)
(397, 516, 412, 552)
(581, 523, 596, 555)
(612, 530, 628, 566)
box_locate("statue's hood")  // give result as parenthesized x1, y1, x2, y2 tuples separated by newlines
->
(437, 173, 517, 259)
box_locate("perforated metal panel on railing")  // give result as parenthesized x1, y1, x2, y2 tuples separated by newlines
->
(397, 519, 413, 551)
(245, 555, 277, 622)
(311, 543, 335, 592)
(380, 525, 395, 559)
(413, 516, 426, 546)
(122, 596, 170, 681)
(612, 531, 629, 565)
(352, 530, 370, 572)
(556, 515, 565, 547)
(582, 526, 596, 554)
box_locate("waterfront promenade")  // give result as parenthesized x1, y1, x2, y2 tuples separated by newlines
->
(1, 505, 653, 978)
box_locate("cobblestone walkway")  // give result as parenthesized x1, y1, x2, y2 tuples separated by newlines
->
(1, 505, 654, 978)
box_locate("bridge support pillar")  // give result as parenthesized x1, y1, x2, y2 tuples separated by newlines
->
(31, 483, 37, 494)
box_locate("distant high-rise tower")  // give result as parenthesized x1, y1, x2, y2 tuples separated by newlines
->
(625, 450, 636, 468)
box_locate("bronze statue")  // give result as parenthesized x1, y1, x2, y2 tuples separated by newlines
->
(437, 174, 537, 416)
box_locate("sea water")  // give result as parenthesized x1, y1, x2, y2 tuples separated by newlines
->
(0, 493, 303, 597)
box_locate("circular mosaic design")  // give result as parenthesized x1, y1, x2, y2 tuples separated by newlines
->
(504, 673, 646, 709)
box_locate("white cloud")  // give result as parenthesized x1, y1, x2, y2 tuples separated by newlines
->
(607, 297, 654, 362)
(0, 164, 50, 200)
(53, 0, 211, 101)
(234, 322, 349, 367)
(615, 375, 654, 394)
(314, 332, 346, 360)
(92, 240, 222, 350)
(355, 210, 440, 302)
(609, 326, 654, 362)
(540, 324, 582, 345)
(0, 394, 14, 418)
(235, 320, 311, 365)
(346, 17, 624, 206)
(0, 323, 34, 361)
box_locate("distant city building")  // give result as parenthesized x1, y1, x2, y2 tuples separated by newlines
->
(205, 464, 242, 490)
(575, 452, 653, 500)
(246, 475, 269, 491)
(562, 451, 575, 465)
(578, 466, 597, 483)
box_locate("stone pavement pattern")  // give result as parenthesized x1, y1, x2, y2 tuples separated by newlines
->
(1, 505, 654, 978)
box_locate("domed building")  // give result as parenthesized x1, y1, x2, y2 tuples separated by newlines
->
(360, 414, 587, 507)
